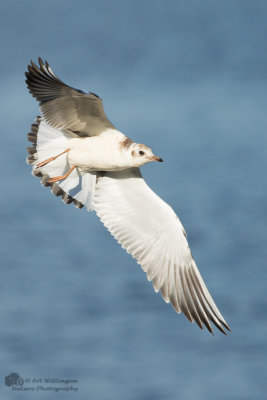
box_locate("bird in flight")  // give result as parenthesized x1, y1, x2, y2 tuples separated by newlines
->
(25, 58, 230, 335)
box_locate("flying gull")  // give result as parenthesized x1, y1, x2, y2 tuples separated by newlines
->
(25, 58, 230, 335)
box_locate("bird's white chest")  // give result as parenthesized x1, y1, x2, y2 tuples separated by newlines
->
(67, 132, 128, 171)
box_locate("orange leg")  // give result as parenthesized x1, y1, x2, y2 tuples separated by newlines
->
(37, 148, 70, 167)
(47, 165, 76, 183)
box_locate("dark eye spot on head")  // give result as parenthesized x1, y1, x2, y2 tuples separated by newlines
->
(139, 151, 145, 156)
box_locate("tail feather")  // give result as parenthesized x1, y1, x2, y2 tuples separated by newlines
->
(27, 116, 96, 210)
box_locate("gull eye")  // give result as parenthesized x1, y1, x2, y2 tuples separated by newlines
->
(139, 151, 145, 156)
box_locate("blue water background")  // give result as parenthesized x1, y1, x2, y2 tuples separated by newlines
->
(0, 1, 266, 399)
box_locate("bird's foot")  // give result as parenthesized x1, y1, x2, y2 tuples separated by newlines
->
(37, 149, 70, 167)
(47, 165, 76, 183)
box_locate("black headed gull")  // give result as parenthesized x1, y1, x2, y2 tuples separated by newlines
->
(25, 58, 230, 335)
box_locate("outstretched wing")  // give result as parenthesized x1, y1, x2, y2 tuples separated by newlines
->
(25, 57, 115, 136)
(93, 168, 230, 334)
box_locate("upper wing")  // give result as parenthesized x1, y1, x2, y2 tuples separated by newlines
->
(25, 58, 115, 136)
(93, 168, 230, 334)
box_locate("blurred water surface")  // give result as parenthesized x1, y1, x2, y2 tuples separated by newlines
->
(0, 1, 266, 399)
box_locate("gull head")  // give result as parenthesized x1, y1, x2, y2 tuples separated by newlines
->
(129, 143, 163, 167)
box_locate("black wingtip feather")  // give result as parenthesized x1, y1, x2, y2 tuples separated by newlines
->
(25, 57, 88, 107)
(25, 58, 61, 103)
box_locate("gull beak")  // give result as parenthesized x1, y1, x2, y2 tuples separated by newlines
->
(151, 155, 163, 162)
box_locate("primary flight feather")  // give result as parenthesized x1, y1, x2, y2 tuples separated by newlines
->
(25, 58, 230, 335)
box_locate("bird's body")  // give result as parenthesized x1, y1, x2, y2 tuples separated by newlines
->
(66, 132, 126, 171)
(65, 132, 156, 171)
(25, 58, 230, 335)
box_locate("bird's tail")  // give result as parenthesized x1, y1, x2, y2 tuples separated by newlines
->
(27, 116, 96, 210)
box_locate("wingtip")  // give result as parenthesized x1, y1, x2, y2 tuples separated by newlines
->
(222, 321, 231, 332)
(26, 57, 46, 72)
(216, 322, 229, 335)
